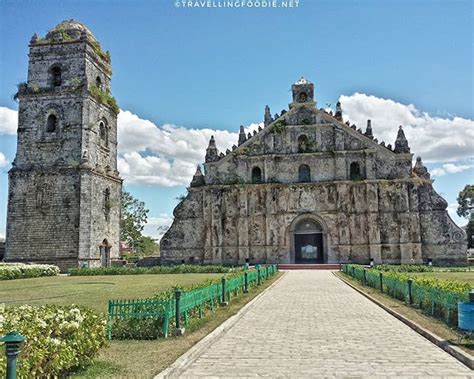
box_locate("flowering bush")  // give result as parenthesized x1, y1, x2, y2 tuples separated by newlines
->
(0, 263, 60, 280)
(0, 304, 107, 377)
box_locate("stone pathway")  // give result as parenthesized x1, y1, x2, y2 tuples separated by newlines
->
(175, 271, 472, 377)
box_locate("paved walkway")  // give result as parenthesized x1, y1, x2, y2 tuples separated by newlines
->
(173, 271, 472, 378)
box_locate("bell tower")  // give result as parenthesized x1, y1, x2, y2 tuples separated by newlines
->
(290, 77, 316, 109)
(5, 20, 122, 269)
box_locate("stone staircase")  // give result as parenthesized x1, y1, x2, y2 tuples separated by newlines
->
(278, 264, 341, 270)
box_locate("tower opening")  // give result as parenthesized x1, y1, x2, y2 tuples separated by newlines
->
(46, 114, 57, 133)
(50, 66, 62, 87)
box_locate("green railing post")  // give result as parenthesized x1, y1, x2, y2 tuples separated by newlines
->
(221, 277, 228, 306)
(173, 288, 185, 336)
(257, 268, 261, 285)
(363, 269, 367, 286)
(244, 271, 249, 293)
(1, 332, 26, 379)
(379, 272, 383, 292)
(107, 301, 113, 340)
(352, 266, 355, 277)
(407, 279, 413, 305)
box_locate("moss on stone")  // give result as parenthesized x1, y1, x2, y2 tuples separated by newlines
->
(89, 84, 119, 114)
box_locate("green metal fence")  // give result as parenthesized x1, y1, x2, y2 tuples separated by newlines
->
(107, 265, 278, 340)
(342, 264, 469, 327)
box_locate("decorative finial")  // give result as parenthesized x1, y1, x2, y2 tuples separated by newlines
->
(365, 119, 373, 139)
(190, 165, 205, 187)
(394, 125, 410, 154)
(335, 101, 343, 121)
(238, 125, 246, 146)
(413, 156, 430, 179)
(205, 135, 219, 162)
(30, 33, 38, 44)
(264, 105, 273, 127)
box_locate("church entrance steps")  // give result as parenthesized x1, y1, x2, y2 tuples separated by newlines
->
(278, 263, 340, 270)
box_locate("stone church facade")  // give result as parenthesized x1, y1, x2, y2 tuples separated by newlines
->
(161, 78, 467, 266)
(5, 20, 122, 270)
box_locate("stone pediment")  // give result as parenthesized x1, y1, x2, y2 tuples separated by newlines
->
(210, 102, 400, 167)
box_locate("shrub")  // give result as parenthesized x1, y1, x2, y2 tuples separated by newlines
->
(69, 264, 240, 276)
(0, 263, 60, 280)
(375, 264, 435, 273)
(89, 84, 119, 114)
(0, 304, 107, 377)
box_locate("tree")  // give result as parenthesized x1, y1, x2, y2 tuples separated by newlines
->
(120, 190, 149, 249)
(457, 184, 474, 248)
(135, 235, 159, 256)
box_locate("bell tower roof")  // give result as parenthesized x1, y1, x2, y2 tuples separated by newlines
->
(45, 19, 96, 41)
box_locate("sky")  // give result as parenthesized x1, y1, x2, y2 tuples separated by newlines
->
(0, 0, 473, 240)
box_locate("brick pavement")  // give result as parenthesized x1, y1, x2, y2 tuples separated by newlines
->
(176, 270, 472, 377)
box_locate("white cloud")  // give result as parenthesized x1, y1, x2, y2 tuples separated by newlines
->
(340, 93, 474, 163)
(431, 162, 473, 177)
(447, 203, 460, 222)
(0, 152, 8, 167)
(0, 106, 18, 135)
(142, 214, 174, 240)
(117, 110, 260, 186)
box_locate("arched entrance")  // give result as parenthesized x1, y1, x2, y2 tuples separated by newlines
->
(99, 238, 111, 267)
(292, 219, 325, 263)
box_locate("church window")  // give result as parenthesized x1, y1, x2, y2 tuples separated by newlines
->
(298, 92, 307, 102)
(99, 120, 108, 147)
(103, 188, 111, 220)
(46, 114, 57, 133)
(350, 161, 363, 180)
(298, 164, 311, 182)
(298, 135, 309, 153)
(50, 66, 62, 87)
(251, 166, 262, 184)
(95, 76, 102, 89)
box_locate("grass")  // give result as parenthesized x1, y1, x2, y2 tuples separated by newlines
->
(73, 272, 283, 378)
(0, 274, 222, 312)
(335, 272, 474, 355)
(412, 271, 474, 285)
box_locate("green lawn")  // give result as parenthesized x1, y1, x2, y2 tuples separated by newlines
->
(412, 271, 474, 286)
(0, 273, 222, 312)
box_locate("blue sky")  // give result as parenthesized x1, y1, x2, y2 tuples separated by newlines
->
(0, 0, 473, 238)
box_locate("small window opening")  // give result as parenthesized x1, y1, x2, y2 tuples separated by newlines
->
(99, 121, 108, 146)
(350, 162, 363, 180)
(46, 114, 57, 133)
(298, 92, 307, 102)
(298, 164, 311, 183)
(95, 76, 102, 89)
(251, 167, 262, 184)
(51, 66, 62, 87)
(103, 188, 111, 220)
(298, 135, 309, 153)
